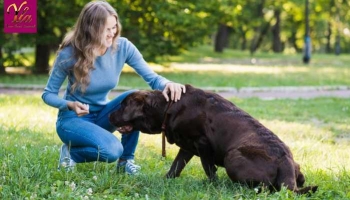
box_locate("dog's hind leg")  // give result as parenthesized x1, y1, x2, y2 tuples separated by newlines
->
(194, 136, 218, 181)
(224, 149, 277, 188)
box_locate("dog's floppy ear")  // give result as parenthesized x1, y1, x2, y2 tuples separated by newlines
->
(121, 91, 148, 121)
(144, 92, 154, 107)
(133, 91, 148, 104)
(143, 90, 164, 109)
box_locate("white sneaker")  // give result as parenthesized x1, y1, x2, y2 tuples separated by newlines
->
(58, 144, 76, 171)
(116, 159, 141, 175)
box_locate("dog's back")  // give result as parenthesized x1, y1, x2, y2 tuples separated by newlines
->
(184, 85, 317, 194)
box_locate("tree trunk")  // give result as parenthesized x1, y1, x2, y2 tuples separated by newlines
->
(272, 9, 282, 52)
(0, 46, 5, 74)
(34, 44, 50, 74)
(249, 0, 266, 54)
(325, 22, 332, 53)
(290, 30, 301, 52)
(214, 24, 230, 53)
(335, 34, 341, 55)
(334, 3, 341, 55)
(250, 22, 271, 54)
(241, 30, 247, 51)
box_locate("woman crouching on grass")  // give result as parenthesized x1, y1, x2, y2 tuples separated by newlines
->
(42, 0, 185, 174)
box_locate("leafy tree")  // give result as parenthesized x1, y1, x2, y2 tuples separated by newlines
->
(0, 0, 85, 74)
(34, 0, 87, 74)
(212, 0, 247, 52)
(2, 0, 350, 74)
(0, 1, 5, 74)
(111, 0, 220, 61)
(0, 1, 35, 74)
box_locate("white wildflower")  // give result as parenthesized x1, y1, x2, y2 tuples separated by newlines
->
(87, 188, 93, 196)
(82, 196, 89, 200)
(51, 186, 56, 194)
(30, 193, 37, 199)
(93, 176, 97, 181)
(70, 182, 76, 191)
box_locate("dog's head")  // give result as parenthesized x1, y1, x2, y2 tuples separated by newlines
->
(109, 90, 167, 134)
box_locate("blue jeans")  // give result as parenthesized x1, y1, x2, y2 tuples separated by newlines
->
(56, 90, 139, 163)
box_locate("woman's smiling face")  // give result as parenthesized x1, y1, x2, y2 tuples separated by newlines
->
(102, 15, 117, 49)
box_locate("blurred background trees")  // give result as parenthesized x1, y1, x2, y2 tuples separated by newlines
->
(1, 0, 350, 74)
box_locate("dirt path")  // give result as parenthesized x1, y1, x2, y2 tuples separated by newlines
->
(218, 89, 350, 99)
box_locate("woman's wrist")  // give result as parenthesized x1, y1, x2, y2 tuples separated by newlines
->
(67, 101, 73, 110)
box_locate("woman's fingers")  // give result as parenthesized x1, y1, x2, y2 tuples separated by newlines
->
(76, 102, 89, 116)
(162, 83, 186, 102)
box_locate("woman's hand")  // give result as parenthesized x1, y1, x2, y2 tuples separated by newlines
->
(67, 101, 90, 117)
(162, 82, 186, 102)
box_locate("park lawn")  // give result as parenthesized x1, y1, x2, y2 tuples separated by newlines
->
(0, 94, 349, 199)
(1, 45, 350, 89)
(1, 63, 350, 90)
(156, 45, 350, 66)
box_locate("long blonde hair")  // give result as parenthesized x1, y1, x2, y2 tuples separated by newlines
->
(59, 0, 121, 93)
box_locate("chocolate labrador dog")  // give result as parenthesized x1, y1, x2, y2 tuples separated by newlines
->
(109, 84, 317, 194)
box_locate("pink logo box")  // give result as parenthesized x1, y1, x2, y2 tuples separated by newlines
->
(4, 0, 37, 33)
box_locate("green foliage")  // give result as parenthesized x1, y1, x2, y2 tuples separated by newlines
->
(215, 0, 350, 53)
(0, 0, 87, 71)
(33, 0, 88, 45)
(1, 95, 350, 199)
(2, 0, 350, 71)
(112, 0, 220, 61)
(2, 36, 32, 67)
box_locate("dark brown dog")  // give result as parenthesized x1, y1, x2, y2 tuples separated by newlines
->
(109, 84, 317, 194)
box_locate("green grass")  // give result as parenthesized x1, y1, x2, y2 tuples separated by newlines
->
(1, 95, 350, 199)
(2, 45, 350, 89)
(1, 46, 350, 199)
(1, 66, 350, 90)
(157, 45, 350, 65)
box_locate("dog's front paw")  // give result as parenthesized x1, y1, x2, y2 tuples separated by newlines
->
(165, 171, 178, 179)
(209, 174, 218, 182)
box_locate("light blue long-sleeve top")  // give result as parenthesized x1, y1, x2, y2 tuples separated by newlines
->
(42, 37, 170, 112)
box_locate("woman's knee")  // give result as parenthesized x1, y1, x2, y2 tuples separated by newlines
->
(101, 141, 124, 163)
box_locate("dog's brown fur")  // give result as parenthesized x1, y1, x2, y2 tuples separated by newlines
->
(109, 84, 317, 194)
